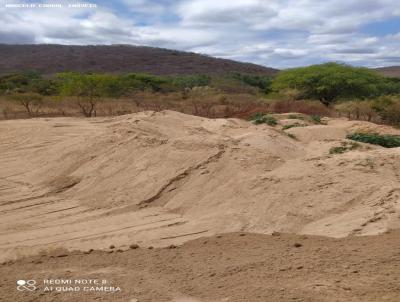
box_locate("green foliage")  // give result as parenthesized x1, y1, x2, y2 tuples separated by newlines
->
(347, 133, 400, 148)
(287, 114, 304, 120)
(272, 63, 396, 106)
(58, 73, 123, 99)
(329, 141, 360, 154)
(310, 114, 321, 124)
(172, 75, 211, 90)
(0, 72, 41, 93)
(329, 146, 348, 154)
(58, 73, 124, 117)
(250, 113, 277, 126)
(122, 73, 172, 92)
(28, 78, 59, 95)
(282, 123, 305, 130)
(232, 73, 273, 93)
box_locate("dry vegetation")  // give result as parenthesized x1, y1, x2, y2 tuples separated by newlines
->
(0, 93, 334, 121)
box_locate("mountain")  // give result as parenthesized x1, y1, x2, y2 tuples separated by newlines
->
(0, 44, 278, 76)
(374, 66, 400, 78)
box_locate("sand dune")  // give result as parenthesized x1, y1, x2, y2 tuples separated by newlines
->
(1, 111, 400, 262)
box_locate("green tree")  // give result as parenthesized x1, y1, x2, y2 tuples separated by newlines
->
(272, 63, 389, 106)
(58, 73, 123, 117)
(172, 75, 211, 90)
(232, 73, 272, 93)
(0, 73, 39, 93)
(122, 73, 172, 92)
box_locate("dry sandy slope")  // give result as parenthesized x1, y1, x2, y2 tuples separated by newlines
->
(1, 111, 400, 261)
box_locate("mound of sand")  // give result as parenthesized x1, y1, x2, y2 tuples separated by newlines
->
(1, 111, 400, 260)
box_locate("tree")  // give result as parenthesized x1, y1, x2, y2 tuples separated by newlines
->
(9, 93, 43, 116)
(232, 73, 273, 93)
(122, 73, 172, 93)
(172, 75, 211, 90)
(0, 72, 40, 93)
(28, 78, 59, 96)
(58, 73, 123, 117)
(272, 63, 389, 106)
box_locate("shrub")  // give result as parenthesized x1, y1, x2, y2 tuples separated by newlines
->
(232, 73, 273, 93)
(335, 100, 377, 121)
(347, 133, 400, 148)
(282, 123, 305, 130)
(172, 75, 211, 90)
(270, 100, 331, 116)
(8, 92, 43, 116)
(329, 142, 360, 154)
(250, 113, 277, 126)
(329, 146, 348, 154)
(287, 114, 304, 120)
(372, 96, 400, 126)
(310, 114, 321, 124)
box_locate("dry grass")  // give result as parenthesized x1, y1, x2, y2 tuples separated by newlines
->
(0, 94, 341, 121)
(0, 92, 273, 120)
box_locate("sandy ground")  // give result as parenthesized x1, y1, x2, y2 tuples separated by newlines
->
(2, 231, 400, 302)
(1, 111, 400, 301)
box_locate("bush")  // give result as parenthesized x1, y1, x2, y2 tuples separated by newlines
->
(232, 73, 273, 93)
(172, 75, 211, 90)
(287, 114, 304, 120)
(8, 92, 43, 116)
(335, 100, 377, 121)
(329, 142, 360, 154)
(372, 96, 400, 126)
(250, 113, 277, 126)
(347, 133, 400, 148)
(282, 123, 305, 130)
(310, 114, 321, 124)
(269, 100, 331, 116)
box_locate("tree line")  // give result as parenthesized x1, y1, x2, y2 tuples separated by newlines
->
(1, 63, 400, 122)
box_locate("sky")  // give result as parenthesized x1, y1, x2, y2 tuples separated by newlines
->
(1, 0, 399, 69)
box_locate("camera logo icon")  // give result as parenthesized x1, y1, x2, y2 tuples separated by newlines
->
(17, 280, 37, 291)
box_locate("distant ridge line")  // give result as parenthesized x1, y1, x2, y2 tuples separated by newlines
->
(0, 44, 279, 76)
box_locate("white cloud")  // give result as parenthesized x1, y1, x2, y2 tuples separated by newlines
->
(0, 0, 399, 68)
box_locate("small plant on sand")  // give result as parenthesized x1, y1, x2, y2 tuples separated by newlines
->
(287, 114, 304, 120)
(347, 133, 400, 148)
(287, 133, 297, 140)
(329, 146, 348, 154)
(310, 114, 321, 124)
(282, 123, 305, 130)
(329, 141, 360, 154)
(250, 113, 277, 126)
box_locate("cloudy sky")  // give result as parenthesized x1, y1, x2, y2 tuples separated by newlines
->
(1, 0, 400, 68)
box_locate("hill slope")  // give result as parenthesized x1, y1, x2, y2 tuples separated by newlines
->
(0, 44, 278, 75)
(374, 66, 400, 78)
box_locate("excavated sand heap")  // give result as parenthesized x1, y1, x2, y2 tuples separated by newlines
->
(1, 111, 400, 261)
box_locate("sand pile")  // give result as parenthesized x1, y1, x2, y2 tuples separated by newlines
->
(1, 111, 400, 260)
